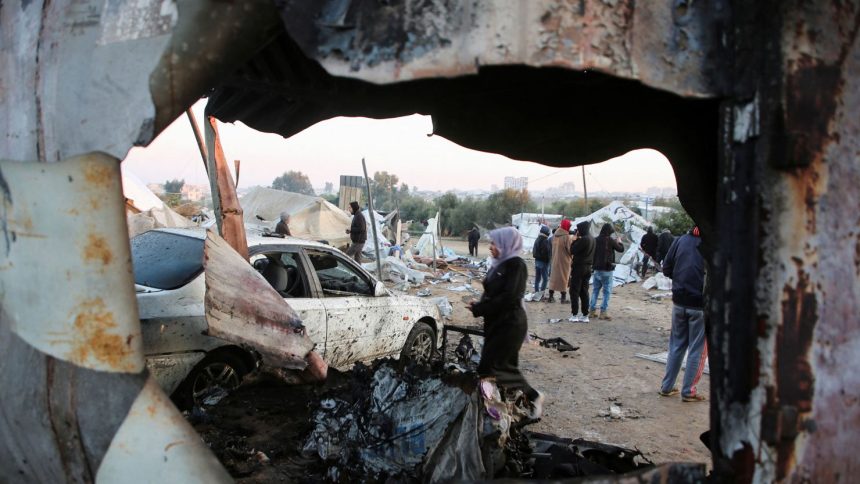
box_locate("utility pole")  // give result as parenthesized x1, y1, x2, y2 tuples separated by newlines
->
(581, 165, 588, 214)
(361, 158, 383, 280)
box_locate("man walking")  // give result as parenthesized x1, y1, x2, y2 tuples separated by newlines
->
(568, 220, 595, 322)
(532, 225, 551, 295)
(658, 226, 707, 402)
(468, 226, 480, 257)
(345, 201, 367, 262)
(639, 226, 658, 276)
(589, 223, 624, 320)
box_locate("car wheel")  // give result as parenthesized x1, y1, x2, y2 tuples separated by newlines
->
(173, 352, 248, 409)
(400, 322, 435, 365)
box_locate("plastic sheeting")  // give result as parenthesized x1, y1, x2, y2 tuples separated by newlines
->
(240, 187, 351, 246)
(122, 170, 194, 237)
(415, 214, 442, 258)
(362, 256, 430, 284)
(642, 273, 673, 290)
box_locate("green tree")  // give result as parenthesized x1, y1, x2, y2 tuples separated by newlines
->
(271, 171, 315, 195)
(370, 171, 400, 210)
(320, 193, 339, 206)
(480, 189, 536, 226)
(399, 194, 435, 226)
(448, 197, 483, 235)
(434, 192, 460, 235)
(653, 207, 696, 235)
(548, 197, 609, 218)
(163, 179, 185, 195)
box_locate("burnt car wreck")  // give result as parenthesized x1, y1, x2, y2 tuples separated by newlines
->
(1, 0, 858, 482)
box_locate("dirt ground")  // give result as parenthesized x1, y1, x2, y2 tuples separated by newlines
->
(436, 237, 710, 466)
(192, 236, 710, 480)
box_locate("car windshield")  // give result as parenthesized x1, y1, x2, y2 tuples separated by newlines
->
(131, 231, 204, 290)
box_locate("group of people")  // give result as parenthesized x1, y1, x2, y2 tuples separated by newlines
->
(468, 220, 707, 420)
(527, 218, 625, 323)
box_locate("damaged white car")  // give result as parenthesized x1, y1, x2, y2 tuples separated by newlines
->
(132, 228, 441, 407)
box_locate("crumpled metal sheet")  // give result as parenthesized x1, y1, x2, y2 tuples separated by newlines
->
(275, 0, 729, 98)
(0, 0, 281, 163)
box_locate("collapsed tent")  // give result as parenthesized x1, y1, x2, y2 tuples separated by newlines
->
(512, 213, 563, 252)
(240, 187, 351, 246)
(122, 169, 195, 237)
(414, 213, 443, 258)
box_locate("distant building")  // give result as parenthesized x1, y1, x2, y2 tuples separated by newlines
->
(323, 182, 334, 194)
(338, 175, 365, 211)
(181, 184, 209, 201)
(504, 176, 528, 190)
(147, 183, 164, 195)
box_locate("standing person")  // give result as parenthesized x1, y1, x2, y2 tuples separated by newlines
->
(469, 227, 544, 418)
(568, 220, 595, 322)
(657, 228, 674, 265)
(589, 223, 624, 320)
(548, 219, 572, 303)
(640, 226, 659, 276)
(274, 212, 292, 236)
(658, 226, 707, 402)
(468, 226, 481, 257)
(532, 225, 551, 295)
(344, 201, 367, 262)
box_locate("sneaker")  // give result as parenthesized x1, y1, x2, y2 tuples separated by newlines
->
(588, 309, 599, 318)
(658, 387, 680, 397)
(580, 315, 590, 323)
(567, 314, 580, 322)
(529, 391, 546, 419)
(682, 394, 707, 402)
(599, 311, 612, 321)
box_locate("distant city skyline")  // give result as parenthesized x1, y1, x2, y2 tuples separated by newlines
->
(122, 100, 679, 195)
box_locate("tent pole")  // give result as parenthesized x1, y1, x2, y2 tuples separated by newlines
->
(581, 165, 588, 214)
(362, 158, 383, 280)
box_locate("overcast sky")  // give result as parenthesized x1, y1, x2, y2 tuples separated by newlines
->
(122, 100, 678, 194)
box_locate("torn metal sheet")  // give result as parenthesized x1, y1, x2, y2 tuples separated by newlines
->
(0, 153, 143, 372)
(202, 229, 317, 372)
(97, 376, 232, 482)
(275, 0, 728, 97)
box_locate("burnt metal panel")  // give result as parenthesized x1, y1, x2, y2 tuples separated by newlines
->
(274, 0, 730, 98)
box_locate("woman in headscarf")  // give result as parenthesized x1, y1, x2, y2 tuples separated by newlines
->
(548, 219, 573, 303)
(469, 227, 544, 417)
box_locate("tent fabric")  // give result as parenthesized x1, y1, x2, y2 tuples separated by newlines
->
(415, 214, 442, 258)
(240, 187, 351, 246)
(122, 169, 194, 238)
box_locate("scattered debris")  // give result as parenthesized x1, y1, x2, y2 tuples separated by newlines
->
(416, 288, 432, 297)
(649, 291, 673, 300)
(547, 318, 563, 324)
(642, 273, 673, 290)
(531, 333, 579, 352)
(431, 297, 453, 318)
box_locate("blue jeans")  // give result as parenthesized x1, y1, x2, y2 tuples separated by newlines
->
(661, 305, 708, 397)
(589, 270, 614, 312)
(534, 260, 549, 292)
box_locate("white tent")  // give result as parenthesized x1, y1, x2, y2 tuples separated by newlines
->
(415, 213, 442, 258)
(240, 187, 351, 246)
(122, 169, 194, 238)
(511, 213, 562, 253)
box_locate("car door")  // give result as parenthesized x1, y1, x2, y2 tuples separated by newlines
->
(304, 249, 396, 368)
(249, 248, 328, 356)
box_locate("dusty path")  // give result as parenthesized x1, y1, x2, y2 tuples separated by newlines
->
(437, 237, 711, 465)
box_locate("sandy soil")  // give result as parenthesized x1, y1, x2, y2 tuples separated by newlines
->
(192, 236, 711, 480)
(436, 237, 710, 465)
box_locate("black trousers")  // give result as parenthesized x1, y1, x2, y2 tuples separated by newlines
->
(569, 269, 591, 316)
(468, 240, 478, 256)
(478, 311, 538, 400)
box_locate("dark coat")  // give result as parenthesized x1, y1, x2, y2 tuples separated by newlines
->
(532, 233, 551, 263)
(570, 221, 595, 275)
(657, 231, 674, 262)
(662, 233, 704, 309)
(349, 212, 367, 243)
(274, 220, 291, 236)
(593, 233, 624, 271)
(468, 228, 480, 243)
(640, 231, 658, 257)
(471, 257, 527, 326)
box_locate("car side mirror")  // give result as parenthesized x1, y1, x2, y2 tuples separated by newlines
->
(374, 280, 387, 297)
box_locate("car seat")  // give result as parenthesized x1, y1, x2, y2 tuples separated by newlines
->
(262, 262, 289, 297)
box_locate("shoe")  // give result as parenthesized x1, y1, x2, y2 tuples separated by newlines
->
(658, 388, 679, 397)
(567, 314, 580, 322)
(588, 310, 599, 318)
(547, 296, 556, 303)
(682, 394, 707, 402)
(580, 315, 590, 323)
(560, 297, 567, 304)
(599, 311, 612, 321)
(529, 391, 546, 419)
